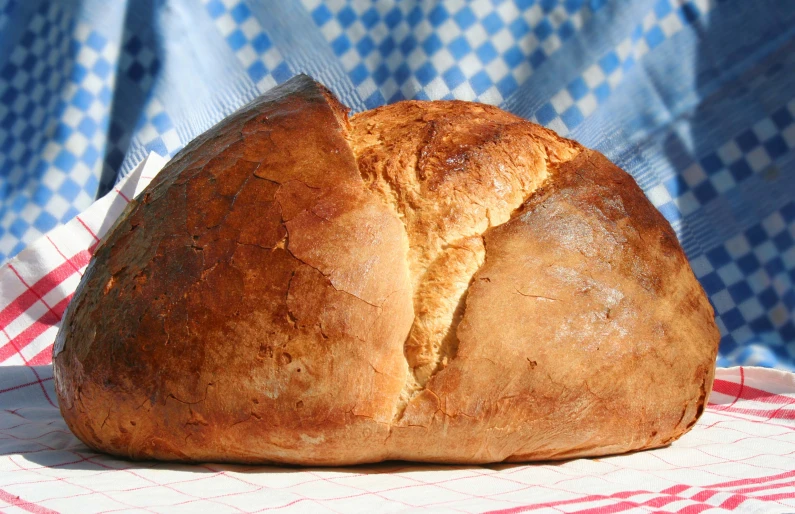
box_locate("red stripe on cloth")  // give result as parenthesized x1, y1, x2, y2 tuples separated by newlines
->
(8, 265, 60, 320)
(706, 405, 795, 431)
(14, 294, 71, 366)
(46, 237, 84, 278)
(51, 295, 71, 319)
(0, 310, 60, 363)
(713, 378, 795, 406)
(511, 488, 762, 514)
(719, 494, 746, 509)
(568, 501, 648, 514)
(711, 405, 795, 420)
(610, 490, 643, 499)
(29, 365, 56, 408)
(729, 368, 744, 409)
(756, 491, 795, 501)
(707, 469, 795, 489)
(734, 479, 795, 495)
(689, 490, 717, 502)
(0, 336, 23, 365)
(0, 278, 76, 365)
(661, 485, 689, 495)
(114, 187, 130, 203)
(481, 495, 606, 513)
(0, 250, 90, 331)
(75, 216, 99, 242)
(0, 488, 59, 514)
(494, 495, 680, 514)
(0, 376, 53, 396)
(487, 480, 788, 514)
(568, 495, 680, 514)
(0, 288, 39, 330)
(250, 498, 308, 512)
(0, 367, 57, 408)
(27, 345, 55, 366)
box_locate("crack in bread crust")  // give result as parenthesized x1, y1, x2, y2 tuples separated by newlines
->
(349, 101, 582, 421)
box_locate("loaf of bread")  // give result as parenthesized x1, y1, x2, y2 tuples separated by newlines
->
(52, 75, 719, 465)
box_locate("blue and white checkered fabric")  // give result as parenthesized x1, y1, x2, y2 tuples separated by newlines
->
(1, 0, 793, 369)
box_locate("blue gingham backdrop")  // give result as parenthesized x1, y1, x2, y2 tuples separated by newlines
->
(0, 0, 793, 368)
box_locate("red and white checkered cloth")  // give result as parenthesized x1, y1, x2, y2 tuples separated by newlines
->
(1, 154, 794, 513)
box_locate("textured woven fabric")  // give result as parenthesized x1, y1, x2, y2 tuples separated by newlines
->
(0, 0, 793, 368)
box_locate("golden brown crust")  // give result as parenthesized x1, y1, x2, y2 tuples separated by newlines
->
(389, 149, 717, 462)
(53, 75, 719, 465)
(350, 100, 581, 406)
(53, 75, 414, 465)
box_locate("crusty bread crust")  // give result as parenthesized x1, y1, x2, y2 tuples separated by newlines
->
(53, 75, 719, 465)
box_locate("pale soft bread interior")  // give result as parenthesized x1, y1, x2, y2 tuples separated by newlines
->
(349, 102, 581, 417)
